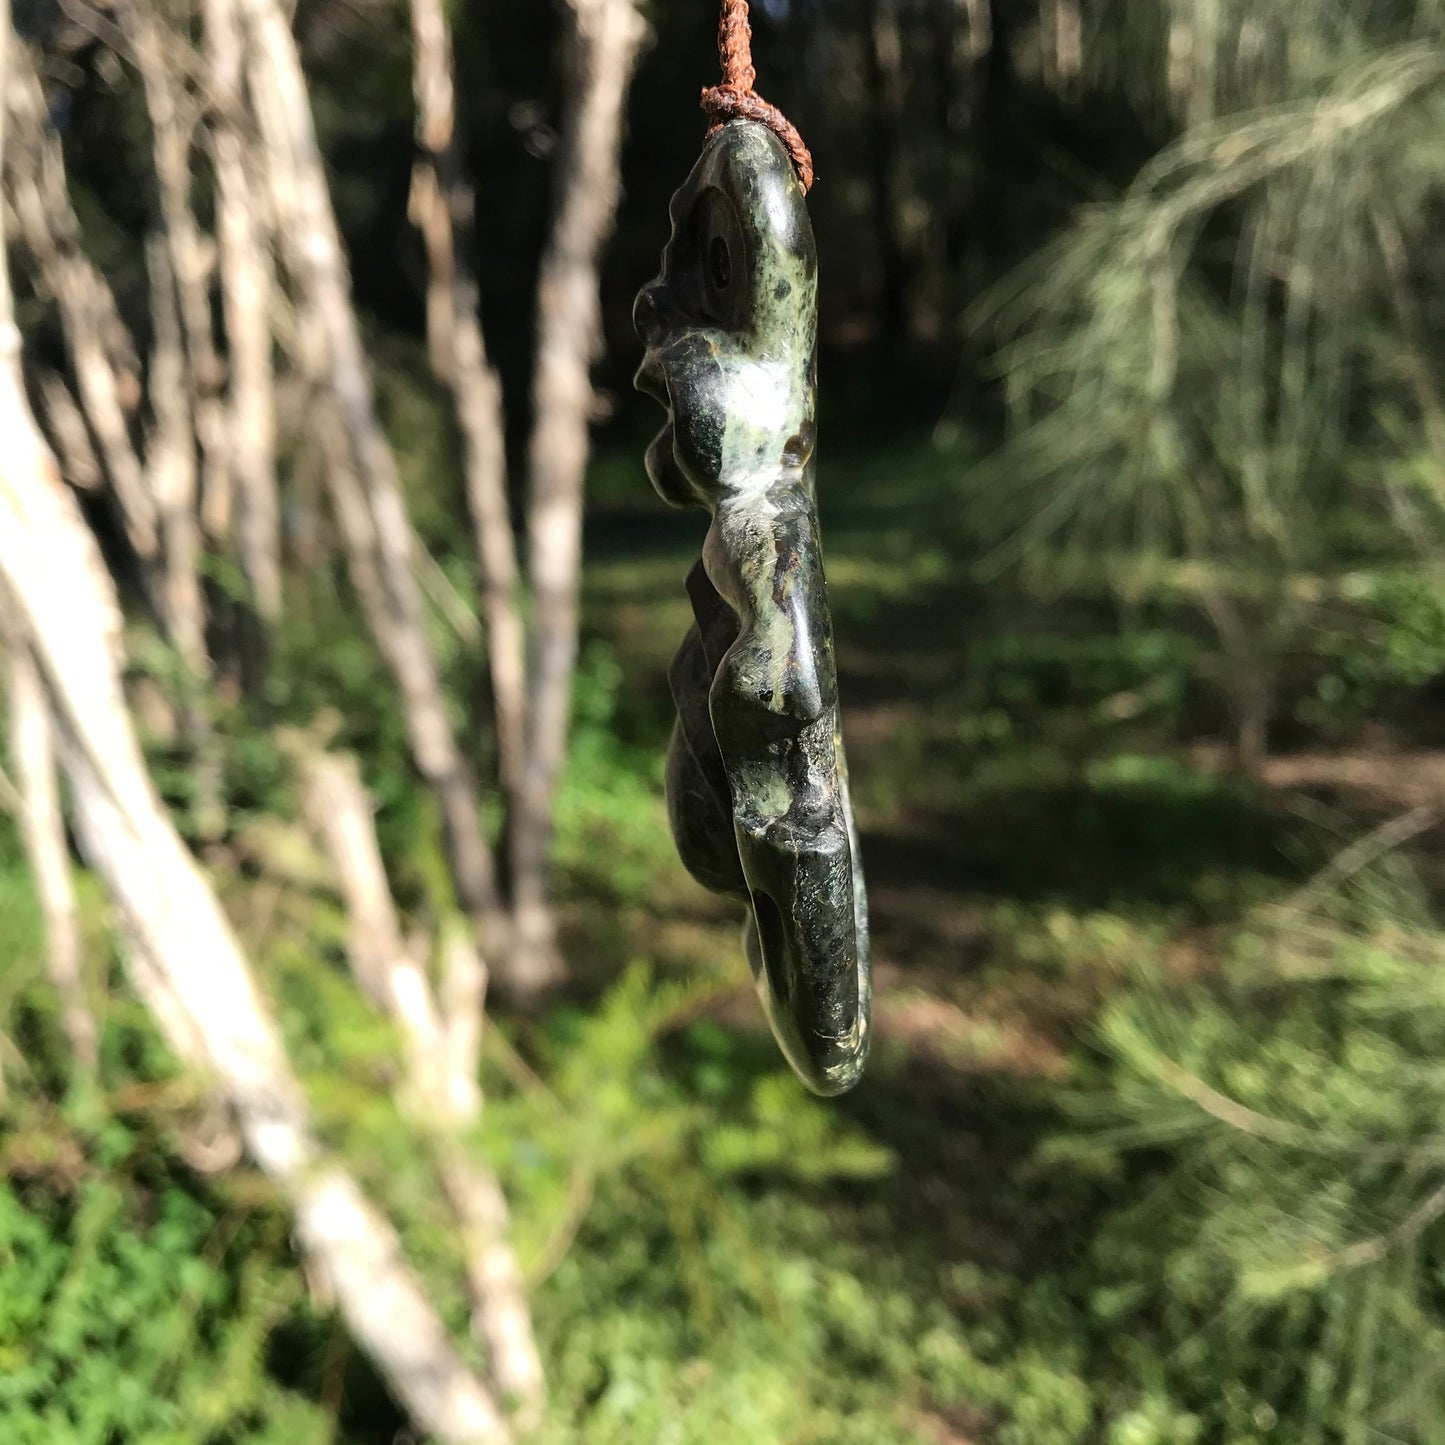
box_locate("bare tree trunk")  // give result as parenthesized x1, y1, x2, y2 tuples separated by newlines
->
(300, 749, 545, 1424)
(330, 0, 560, 1311)
(143, 237, 208, 679)
(934, 0, 991, 291)
(1168, 0, 1218, 127)
(144, 233, 224, 842)
(299, 749, 450, 1080)
(36, 370, 101, 491)
(511, 0, 646, 995)
(408, 0, 456, 382)
(1037, 0, 1082, 88)
(1038, 0, 1055, 88)
(407, 0, 526, 820)
(120, 0, 231, 541)
(236, 0, 503, 940)
(6, 39, 224, 833)
(1202, 589, 1273, 778)
(1051, 0, 1082, 86)
(958, 0, 991, 63)
(0, 231, 512, 1445)
(860, 0, 910, 341)
(3, 49, 156, 560)
(441, 1154, 544, 1427)
(204, 0, 281, 617)
(0, 615, 97, 1074)
(438, 919, 484, 1118)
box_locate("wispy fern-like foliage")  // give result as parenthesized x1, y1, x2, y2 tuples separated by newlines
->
(1063, 836, 1445, 1443)
(974, 4, 1445, 580)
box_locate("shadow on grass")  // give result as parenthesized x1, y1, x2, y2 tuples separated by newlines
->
(862, 772, 1298, 920)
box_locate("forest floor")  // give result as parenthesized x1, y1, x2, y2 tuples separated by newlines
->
(6, 425, 1438, 1443)
(574, 433, 1444, 1086)
(526, 431, 1445, 1440)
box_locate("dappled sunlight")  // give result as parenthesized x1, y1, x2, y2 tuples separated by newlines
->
(3, 0, 1445, 1440)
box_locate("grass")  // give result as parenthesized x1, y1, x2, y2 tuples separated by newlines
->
(534, 425, 1445, 1441)
(2, 421, 1440, 1442)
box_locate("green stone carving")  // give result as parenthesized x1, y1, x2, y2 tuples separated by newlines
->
(634, 119, 871, 1095)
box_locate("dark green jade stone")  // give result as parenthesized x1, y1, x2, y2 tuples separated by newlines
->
(633, 119, 871, 1096)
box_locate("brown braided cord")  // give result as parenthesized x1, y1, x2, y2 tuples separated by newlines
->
(700, 0, 815, 194)
(717, 0, 757, 91)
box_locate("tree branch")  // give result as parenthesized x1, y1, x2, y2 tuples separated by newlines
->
(0, 58, 510, 1423)
(0, 605, 97, 1074)
(236, 0, 504, 945)
(406, 0, 526, 827)
(511, 0, 647, 994)
(299, 745, 545, 1424)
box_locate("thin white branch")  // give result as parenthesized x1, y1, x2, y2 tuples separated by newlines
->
(204, 0, 282, 615)
(236, 0, 503, 941)
(0, 610, 97, 1073)
(299, 747, 545, 1423)
(0, 62, 509, 1425)
(406, 0, 526, 819)
(4, 45, 156, 559)
(512, 0, 647, 994)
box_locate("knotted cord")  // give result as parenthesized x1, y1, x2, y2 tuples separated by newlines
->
(700, 0, 815, 194)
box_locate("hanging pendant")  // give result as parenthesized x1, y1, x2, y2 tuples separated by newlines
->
(633, 118, 871, 1095)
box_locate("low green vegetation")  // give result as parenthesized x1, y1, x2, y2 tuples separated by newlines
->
(11, 0, 1445, 1436)
(4, 425, 1443, 1442)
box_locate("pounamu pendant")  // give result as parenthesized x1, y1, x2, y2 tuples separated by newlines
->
(633, 120, 871, 1095)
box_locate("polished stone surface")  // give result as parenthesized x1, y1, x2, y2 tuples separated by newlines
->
(634, 119, 870, 1095)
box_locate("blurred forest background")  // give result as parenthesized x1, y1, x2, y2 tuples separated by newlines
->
(3, 0, 1445, 1441)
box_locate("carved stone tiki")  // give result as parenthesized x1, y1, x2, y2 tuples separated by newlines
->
(634, 119, 871, 1095)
